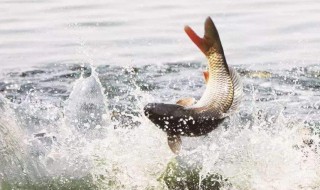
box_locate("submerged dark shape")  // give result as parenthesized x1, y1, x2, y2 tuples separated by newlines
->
(144, 17, 242, 154)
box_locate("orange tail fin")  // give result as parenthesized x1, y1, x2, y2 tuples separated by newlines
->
(184, 17, 224, 56)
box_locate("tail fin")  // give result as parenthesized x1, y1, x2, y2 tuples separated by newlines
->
(184, 17, 224, 56)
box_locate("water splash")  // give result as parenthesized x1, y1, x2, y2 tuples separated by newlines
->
(65, 66, 108, 138)
(198, 105, 320, 190)
(0, 63, 320, 189)
(0, 95, 43, 184)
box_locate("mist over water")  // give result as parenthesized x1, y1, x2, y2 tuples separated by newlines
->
(1, 0, 320, 189)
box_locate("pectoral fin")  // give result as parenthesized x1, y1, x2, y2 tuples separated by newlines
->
(167, 134, 181, 154)
(176, 97, 195, 106)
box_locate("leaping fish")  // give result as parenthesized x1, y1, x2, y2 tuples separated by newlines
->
(144, 17, 243, 154)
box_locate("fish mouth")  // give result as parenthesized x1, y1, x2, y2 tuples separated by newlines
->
(143, 103, 155, 116)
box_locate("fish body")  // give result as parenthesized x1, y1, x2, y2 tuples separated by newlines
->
(144, 17, 242, 153)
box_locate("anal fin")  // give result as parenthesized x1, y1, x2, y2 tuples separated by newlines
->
(167, 134, 181, 154)
(203, 71, 209, 84)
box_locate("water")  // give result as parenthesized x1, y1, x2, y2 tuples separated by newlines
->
(1, 0, 320, 189)
(1, 0, 320, 70)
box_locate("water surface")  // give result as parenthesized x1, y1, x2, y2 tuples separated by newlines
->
(0, 0, 320, 190)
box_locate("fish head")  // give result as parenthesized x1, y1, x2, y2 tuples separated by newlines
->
(144, 103, 190, 134)
(144, 103, 182, 125)
(144, 103, 220, 136)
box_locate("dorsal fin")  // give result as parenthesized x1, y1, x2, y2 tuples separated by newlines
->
(227, 67, 243, 113)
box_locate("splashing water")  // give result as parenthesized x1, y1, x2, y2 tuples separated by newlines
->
(65, 67, 108, 137)
(200, 108, 320, 190)
(0, 95, 44, 184)
(1, 0, 320, 188)
(0, 63, 320, 189)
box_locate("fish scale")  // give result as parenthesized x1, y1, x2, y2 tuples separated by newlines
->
(192, 48, 234, 114)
